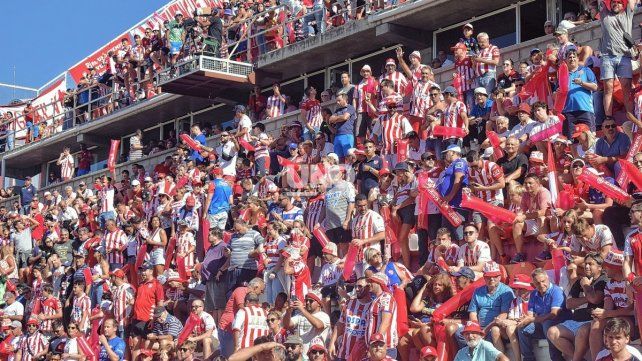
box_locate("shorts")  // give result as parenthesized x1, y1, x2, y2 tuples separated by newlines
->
(16, 250, 30, 269)
(558, 319, 590, 334)
(208, 212, 229, 230)
(333, 134, 355, 159)
(601, 54, 633, 80)
(170, 41, 183, 55)
(326, 226, 352, 244)
(524, 219, 541, 237)
(129, 320, 150, 337)
(397, 204, 417, 226)
(149, 248, 165, 266)
(205, 277, 228, 311)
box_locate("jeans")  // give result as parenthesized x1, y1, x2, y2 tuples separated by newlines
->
(6, 131, 14, 151)
(476, 71, 497, 98)
(218, 329, 235, 357)
(90, 282, 103, 307)
(518, 319, 563, 361)
(304, 5, 325, 37)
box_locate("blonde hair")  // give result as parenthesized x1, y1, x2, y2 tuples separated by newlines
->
(507, 181, 525, 196)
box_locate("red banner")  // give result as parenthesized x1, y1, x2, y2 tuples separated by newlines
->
(69, 36, 127, 83)
(577, 168, 631, 204)
(417, 173, 463, 227)
(107, 139, 121, 175)
(180, 133, 202, 152)
(343, 245, 359, 280)
(396, 139, 408, 163)
(486, 131, 504, 159)
(617, 131, 642, 188)
(432, 125, 466, 138)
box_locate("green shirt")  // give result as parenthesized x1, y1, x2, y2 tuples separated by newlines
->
(167, 21, 185, 43)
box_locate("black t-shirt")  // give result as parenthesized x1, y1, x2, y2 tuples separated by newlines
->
(208, 16, 223, 42)
(569, 273, 608, 321)
(497, 153, 529, 184)
(356, 156, 383, 196)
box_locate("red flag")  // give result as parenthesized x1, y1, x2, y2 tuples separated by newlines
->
(277, 155, 300, 170)
(578, 168, 631, 203)
(343, 245, 359, 280)
(486, 131, 504, 159)
(380, 206, 399, 255)
(620, 159, 642, 191)
(519, 65, 550, 103)
(107, 139, 120, 175)
(177, 257, 188, 280)
(238, 138, 256, 152)
(617, 131, 642, 188)
(547, 141, 559, 206)
(432, 125, 466, 138)
(202, 217, 211, 252)
(461, 192, 516, 224)
(165, 235, 177, 270)
(396, 139, 408, 163)
(180, 134, 202, 152)
(177, 313, 200, 345)
(553, 62, 570, 114)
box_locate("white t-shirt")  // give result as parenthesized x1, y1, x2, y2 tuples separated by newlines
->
(216, 141, 238, 176)
(291, 310, 331, 354)
(237, 115, 252, 142)
(595, 345, 642, 361)
(318, 260, 342, 286)
(3, 301, 24, 318)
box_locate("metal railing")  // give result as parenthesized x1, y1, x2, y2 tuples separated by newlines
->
(155, 55, 254, 86)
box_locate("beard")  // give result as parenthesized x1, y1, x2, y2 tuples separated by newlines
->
(466, 338, 481, 348)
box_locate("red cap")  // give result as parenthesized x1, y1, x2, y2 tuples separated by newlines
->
(420, 346, 438, 358)
(450, 42, 467, 52)
(305, 291, 324, 306)
(27, 318, 39, 326)
(462, 321, 484, 335)
(110, 269, 125, 278)
(211, 167, 223, 176)
(509, 274, 534, 291)
(517, 102, 532, 114)
(186, 196, 196, 207)
(482, 261, 502, 277)
(572, 123, 590, 138)
(369, 333, 386, 345)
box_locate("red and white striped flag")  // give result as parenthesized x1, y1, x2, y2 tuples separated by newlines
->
(547, 141, 558, 206)
(107, 139, 120, 175)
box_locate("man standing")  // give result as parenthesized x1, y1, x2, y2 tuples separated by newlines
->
(283, 290, 331, 355)
(437, 144, 469, 241)
(365, 273, 398, 358)
(15, 319, 48, 361)
(99, 318, 126, 361)
(473, 32, 500, 96)
(204, 168, 233, 231)
(330, 277, 372, 360)
(266, 83, 287, 119)
(511, 174, 552, 263)
(232, 293, 269, 351)
(301, 86, 323, 140)
(103, 219, 128, 270)
(71, 281, 91, 334)
(351, 194, 385, 277)
(356, 140, 382, 196)
(218, 278, 265, 357)
(517, 268, 569, 361)
(354, 65, 379, 143)
(57, 146, 75, 182)
(130, 263, 164, 361)
(562, 48, 598, 137)
(600, 0, 637, 120)
(166, 12, 186, 66)
(110, 268, 134, 339)
(189, 125, 207, 163)
(19, 176, 36, 215)
(378, 58, 408, 96)
(329, 94, 357, 162)
(324, 166, 356, 256)
(227, 219, 264, 293)
(441, 86, 468, 149)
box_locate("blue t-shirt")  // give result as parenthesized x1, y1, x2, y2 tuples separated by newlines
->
(99, 336, 126, 361)
(588, 176, 616, 204)
(334, 105, 356, 135)
(470, 99, 493, 118)
(20, 184, 36, 206)
(453, 339, 501, 361)
(437, 158, 469, 207)
(208, 178, 232, 215)
(564, 66, 597, 113)
(190, 133, 207, 162)
(596, 133, 631, 174)
(528, 283, 566, 316)
(468, 282, 515, 327)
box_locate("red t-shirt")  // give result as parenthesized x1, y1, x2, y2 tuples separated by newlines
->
(219, 286, 248, 332)
(133, 279, 164, 321)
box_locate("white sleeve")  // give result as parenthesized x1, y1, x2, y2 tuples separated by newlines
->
(401, 117, 413, 135)
(478, 243, 492, 263)
(232, 309, 246, 332)
(203, 313, 216, 331)
(371, 213, 385, 234)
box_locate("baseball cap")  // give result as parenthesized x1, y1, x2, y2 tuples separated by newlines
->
(140, 349, 156, 357)
(410, 51, 421, 60)
(544, 20, 553, 27)
(144, 176, 153, 183)
(462, 321, 484, 335)
(131, 179, 141, 186)
(571, 158, 586, 168)
(27, 318, 39, 326)
(450, 42, 467, 52)
(529, 151, 544, 163)
(517, 102, 532, 114)
(110, 269, 126, 278)
(175, 11, 183, 16)
(308, 342, 327, 355)
(482, 261, 502, 277)
(473, 87, 488, 96)
(385, 58, 396, 66)
(234, 104, 246, 113)
(369, 333, 386, 345)
(305, 290, 324, 306)
(368, 272, 389, 288)
(453, 267, 476, 280)
(509, 274, 535, 291)
(530, 48, 542, 56)
(552, 135, 570, 144)
(10, 321, 22, 329)
(394, 162, 411, 172)
(421, 346, 438, 359)
(481, 147, 494, 159)
(443, 85, 458, 95)
(322, 242, 338, 257)
(554, 27, 568, 35)
(442, 144, 462, 154)
(572, 123, 590, 138)
(284, 335, 303, 345)
(463, 23, 473, 29)
(361, 64, 372, 72)
(153, 306, 167, 318)
(281, 246, 301, 260)
(604, 249, 624, 268)
(288, 142, 298, 150)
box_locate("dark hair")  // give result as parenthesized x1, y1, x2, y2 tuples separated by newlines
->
(363, 139, 375, 147)
(532, 101, 548, 112)
(380, 79, 394, 89)
(524, 173, 541, 183)
(604, 317, 631, 338)
(584, 252, 604, 265)
(355, 194, 368, 203)
(463, 222, 478, 231)
(253, 123, 266, 132)
(305, 86, 316, 97)
(466, 150, 480, 163)
(322, 108, 333, 116)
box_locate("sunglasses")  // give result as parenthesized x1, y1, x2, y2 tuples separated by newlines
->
(285, 344, 299, 349)
(572, 164, 584, 169)
(268, 318, 278, 322)
(310, 350, 325, 355)
(180, 348, 190, 352)
(463, 231, 476, 235)
(603, 124, 617, 129)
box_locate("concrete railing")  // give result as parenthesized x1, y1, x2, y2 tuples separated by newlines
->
(0, 101, 335, 210)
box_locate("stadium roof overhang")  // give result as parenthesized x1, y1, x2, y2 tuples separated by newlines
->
(255, 0, 514, 85)
(2, 93, 217, 179)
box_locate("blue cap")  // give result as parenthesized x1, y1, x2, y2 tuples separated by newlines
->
(288, 143, 298, 149)
(443, 86, 457, 95)
(442, 144, 462, 154)
(453, 267, 475, 280)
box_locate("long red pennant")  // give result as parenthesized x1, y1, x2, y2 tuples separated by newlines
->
(460, 192, 516, 224)
(342, 245, 359, 281)
(107, 139, 120, 175)
(417, 173, 463, 227)
(433, 277, 486, 322)
(617, 132, 642, 188)
(180, 134, 202, 152)
(177, 313, 200, 345)
(238, 138, 256, 152)
(529, 117, 563, 143)
(486, 130, 504, 159)
(553, 62, 570, 114)
(577, 168, 631, 203)
(312, 226, 329, 248)
(277, 155, 300, 170)
(396, 139, 408, 163)
(165, 235, 177, 270)
(432, 125, 466, 138)
(620, 159, 642, 191)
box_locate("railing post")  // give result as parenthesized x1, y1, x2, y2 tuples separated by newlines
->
(87, 86, 93, 122)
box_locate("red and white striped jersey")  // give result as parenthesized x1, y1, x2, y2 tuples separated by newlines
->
(469, 160, 505, 204)
(415, 167, 443, 215)
(442, 100, 467, 138)
(104, 229, 128, 265)
(264, 235, 287, 271)
(508, 297, 529, 320)
(427, 243, 460, 265)
(379, 71, 408, 96)
(291, 260, 312, 301)
(301, 98, 323, 129)
(254, 132, 270, 160)
(257, 178, 277, 199)
(365, 292, 398, 348)
(351, 210, 385, 261)
(232, 305, 270, 349)
(36, 297, 62, 332)
(266, 95, 286, 119)
(192, 311, 217, 336)
(409, 78, 437, 118)
(18, 332, 47, 361)
(188, 168, 202, 185)
(475, 45, 500, 76)
(304, 195, 325, 231)
(72, 293, 91, 332)
(112, 283, 135, 327)
(455, 57, 475, 93)
(372, 113, 413, 155)
(355, 77, 380, 113)
(177, 231, 196, 270)
(59, 154, 75, 180)
(98, 185, 115, 213)
(457, 240, 492, 267)
(605, 280, 629, 309)
(337, 298, 371, 360)
(410, 64, 428, 82)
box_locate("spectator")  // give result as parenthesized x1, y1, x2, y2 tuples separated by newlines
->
(592, 117, 630, 175)
(329, 93, 356, 162)
(459, 23, 479, 54)
(129, 129, 144, 161)
(19, 176, 37, 215)
(594, 317, 642, 360)
(511, 174, 553, 263)
(437, 144, 469, 240)
(543, 20, 555, 35)
(453, 321, 509, 361)
(473, 32, 500, 96)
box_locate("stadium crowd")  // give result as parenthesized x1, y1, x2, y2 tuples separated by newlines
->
(3, 1, 642, 361)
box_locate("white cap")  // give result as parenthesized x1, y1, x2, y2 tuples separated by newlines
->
(131, 179, 141, 186)
(361, 64, 372, 72)
(474, 87, 488, 96)
(322, 242, 338, 257)
(327, 153, 339, 164)
(44, 191, 51, 197)
(410, 51, 421, 60)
